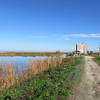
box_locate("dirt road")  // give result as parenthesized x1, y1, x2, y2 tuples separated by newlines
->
(72, 56, 100, 100)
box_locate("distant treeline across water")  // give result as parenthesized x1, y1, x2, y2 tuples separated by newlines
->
(0, 52, 66, 56)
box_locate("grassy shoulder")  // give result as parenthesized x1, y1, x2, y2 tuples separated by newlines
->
(0, 57, 84, 100)
(93, 56, 100, 66)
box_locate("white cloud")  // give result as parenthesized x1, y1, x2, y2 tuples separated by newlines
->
(70, 33, 100, 38)
(29, 33, 100, 41)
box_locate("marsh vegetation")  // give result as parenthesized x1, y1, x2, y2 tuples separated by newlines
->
(0, 56, 63, 91)
(0, 52, 64, 56)
(0, 56, 84, 100)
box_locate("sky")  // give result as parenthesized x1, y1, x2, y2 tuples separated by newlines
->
(0, 0, 100, 52)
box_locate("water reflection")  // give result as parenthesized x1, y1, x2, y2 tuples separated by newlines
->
(0, 56, 47, 74)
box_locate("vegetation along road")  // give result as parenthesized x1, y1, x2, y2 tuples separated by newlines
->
(0, 56, 100, 100)
(0, 57, 83, 100)
(73, 56, 100, 100)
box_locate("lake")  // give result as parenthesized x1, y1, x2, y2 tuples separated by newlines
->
(0, 56, 47, 72)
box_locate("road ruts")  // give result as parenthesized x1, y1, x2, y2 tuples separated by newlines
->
(69, 56, 100, 100)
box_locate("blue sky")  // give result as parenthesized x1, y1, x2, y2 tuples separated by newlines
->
(0, 0, 100, 52)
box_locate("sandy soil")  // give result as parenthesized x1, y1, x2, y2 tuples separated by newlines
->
(70, 56, 100, 100)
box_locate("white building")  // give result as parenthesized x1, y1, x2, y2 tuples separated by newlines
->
(76, 43, 88, 54)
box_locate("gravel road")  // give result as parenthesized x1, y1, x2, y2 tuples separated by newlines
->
(74, 56, 100, 100)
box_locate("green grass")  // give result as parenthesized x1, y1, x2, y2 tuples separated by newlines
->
(0, 57, 84, 100)
(93, 56, 100, 66)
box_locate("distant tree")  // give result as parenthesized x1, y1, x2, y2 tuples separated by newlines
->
(56, 51, 61, 53)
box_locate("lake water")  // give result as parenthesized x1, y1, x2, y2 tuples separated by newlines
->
(0, 56, 47, 72)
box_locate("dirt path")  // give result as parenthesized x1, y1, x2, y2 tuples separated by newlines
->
(73, 56, 100, 100)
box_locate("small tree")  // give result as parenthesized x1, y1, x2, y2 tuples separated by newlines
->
(56, 51, 61, 53)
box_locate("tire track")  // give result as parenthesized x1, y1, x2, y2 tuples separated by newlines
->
(72, 56, 100, 100)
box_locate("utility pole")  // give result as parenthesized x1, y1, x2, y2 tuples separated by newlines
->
(76, 44, 78, 54)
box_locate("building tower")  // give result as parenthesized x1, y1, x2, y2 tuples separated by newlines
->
(76, 43, 88, 54)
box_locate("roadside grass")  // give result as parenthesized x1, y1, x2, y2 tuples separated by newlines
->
(93, 56, 100, 66)
(0, 57, 84, 100)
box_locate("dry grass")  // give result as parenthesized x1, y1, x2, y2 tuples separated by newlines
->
(0, 57, 63, 91)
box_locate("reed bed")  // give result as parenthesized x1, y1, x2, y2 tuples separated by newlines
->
(0, 57, 63, 91)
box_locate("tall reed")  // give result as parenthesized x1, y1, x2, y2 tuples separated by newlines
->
(0, 57, 63, 91)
